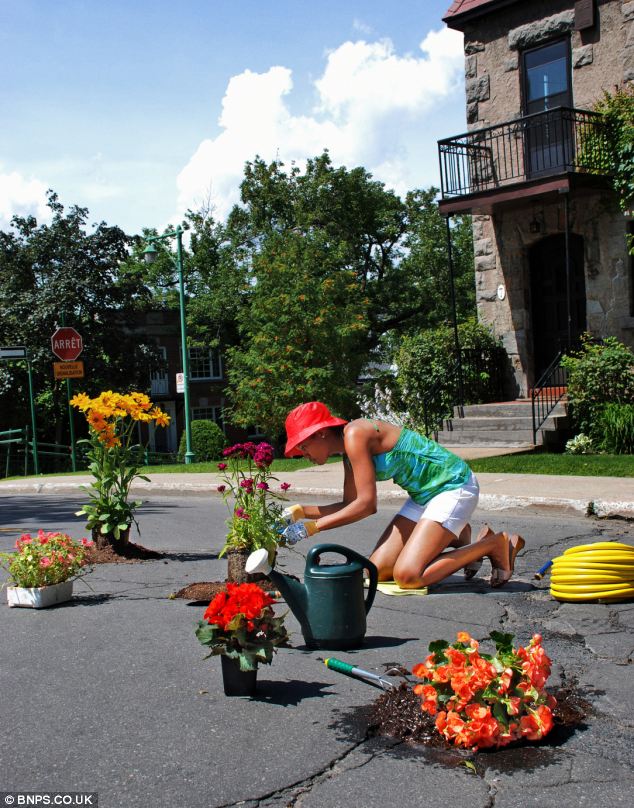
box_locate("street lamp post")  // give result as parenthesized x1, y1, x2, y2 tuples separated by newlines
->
(143, 227, 196, 464)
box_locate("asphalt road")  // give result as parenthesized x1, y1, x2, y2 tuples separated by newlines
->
(1, 492, 633, 808)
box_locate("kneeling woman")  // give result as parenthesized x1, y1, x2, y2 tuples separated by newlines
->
(283, 401, 524, 589)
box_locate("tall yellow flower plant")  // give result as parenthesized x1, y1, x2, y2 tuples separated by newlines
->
(71, 391, 170, 545)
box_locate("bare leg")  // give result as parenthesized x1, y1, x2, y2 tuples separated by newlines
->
(369, 515, 416, 581)
(392, 519, 512, 589)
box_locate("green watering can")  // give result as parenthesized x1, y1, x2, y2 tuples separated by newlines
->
(246, 543, 378, 650)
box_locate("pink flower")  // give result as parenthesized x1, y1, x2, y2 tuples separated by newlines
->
(280, 482, 291, 491)
(39, 536, 49, 545)
(80, 538, 92, 546)
(217, 462, 227, 470)
(240, 478, 254, 489)
(235, 507, 251, 519)
(217, 485, 226, 493)
(40, 557, 52, 568)
(256, 482, 269, 490)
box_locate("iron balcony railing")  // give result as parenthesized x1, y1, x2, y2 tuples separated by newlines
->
(438, 106, 610, 198)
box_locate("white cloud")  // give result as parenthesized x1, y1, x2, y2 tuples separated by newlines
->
(175, 26, 464, 222)
(0, 168, 51, 230)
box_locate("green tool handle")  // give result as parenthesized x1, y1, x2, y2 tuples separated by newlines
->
(324, 658, 355, 675)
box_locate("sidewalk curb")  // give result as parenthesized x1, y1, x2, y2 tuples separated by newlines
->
(1, 479, 632, 520)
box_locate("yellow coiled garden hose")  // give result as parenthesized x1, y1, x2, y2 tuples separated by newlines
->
(548, 542, 634, 603)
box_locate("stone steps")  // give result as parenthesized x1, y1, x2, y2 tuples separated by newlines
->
(436, 399, 569, 449)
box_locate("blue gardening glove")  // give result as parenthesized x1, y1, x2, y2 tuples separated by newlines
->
(281, 520, 319, 546)
(276, 504, 306, 533)
(280, 504, 305, 527)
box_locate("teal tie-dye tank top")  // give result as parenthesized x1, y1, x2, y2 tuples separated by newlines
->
(372, 428, 471, 506)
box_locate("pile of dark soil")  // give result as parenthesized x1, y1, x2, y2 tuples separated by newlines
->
(85, 542, 164, 565)
(173, 579, 278, 601)
(368, 682, 590, 751)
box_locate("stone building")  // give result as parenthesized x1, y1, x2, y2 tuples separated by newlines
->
(439, 0, 633, 396)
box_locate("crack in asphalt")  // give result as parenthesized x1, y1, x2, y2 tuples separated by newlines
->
(212, 734, 386, 808)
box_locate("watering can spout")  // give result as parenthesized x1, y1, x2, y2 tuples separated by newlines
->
(245, 549, 313, 642)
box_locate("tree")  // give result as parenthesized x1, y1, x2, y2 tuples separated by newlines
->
(206, 152, 475, 436)
(226, 230, 369, 435)
(0, 192, 157, 445)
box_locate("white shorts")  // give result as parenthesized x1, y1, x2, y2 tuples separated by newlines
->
(397, 472, 480, 537)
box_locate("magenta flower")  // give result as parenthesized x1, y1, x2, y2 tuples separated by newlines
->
(217, 485, 226, 493)
(217, 462, 227, 471)
(280, 482, 291, 491)
(240, 478, 254, 489)
(256, 482, 269, 490)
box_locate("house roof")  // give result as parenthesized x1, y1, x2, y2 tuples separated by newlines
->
(443, 0, 521, 28)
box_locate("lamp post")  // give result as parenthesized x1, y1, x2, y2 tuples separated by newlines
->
(143, 226, 195, 464)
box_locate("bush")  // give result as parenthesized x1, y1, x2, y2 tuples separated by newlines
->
(561, 336, 634, 436)
(596, 404, 634, 455)
(178, 420, 226, 462)
(565, 433, 594, 455)
(392, 318, 506, 435)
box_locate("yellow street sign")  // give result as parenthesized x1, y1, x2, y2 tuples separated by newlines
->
(54, 360, 84, 379)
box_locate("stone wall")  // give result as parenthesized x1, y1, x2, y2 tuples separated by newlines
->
(474, 194, 633, 394)
(462, 0, 633, 131)
(456, 1, 633, 394)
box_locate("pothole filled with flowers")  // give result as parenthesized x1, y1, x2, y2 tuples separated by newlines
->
(362, 631, 589, 753)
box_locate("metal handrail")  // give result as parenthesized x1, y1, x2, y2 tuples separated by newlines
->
(420, 346, 508, 438)
(439, 106, 610, 198)
(531, 353, 568, 444)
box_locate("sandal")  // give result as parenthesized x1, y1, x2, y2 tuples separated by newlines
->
(463, 524, 494, 580)
(464, 560, 482, 581)
(490, 534, 525, 588)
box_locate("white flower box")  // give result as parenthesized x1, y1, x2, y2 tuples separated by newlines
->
(6, 580, 74, 609)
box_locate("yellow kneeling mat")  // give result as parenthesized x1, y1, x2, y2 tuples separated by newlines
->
(376, 580, 428, 596)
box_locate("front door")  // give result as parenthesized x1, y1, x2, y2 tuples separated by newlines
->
(150, 400, 177, 454)
(530, 233, 586, 379)
(522, 39, 573, 177)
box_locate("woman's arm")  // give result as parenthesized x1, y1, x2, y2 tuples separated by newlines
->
(311, 425, 377, 531)
(300, 457, 357, 519)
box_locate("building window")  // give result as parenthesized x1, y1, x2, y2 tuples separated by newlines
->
(521, 39, 571, 115)
(189, 347, 222, 380)
(192, 406, 224, 431)
(150, 346, 169, 397)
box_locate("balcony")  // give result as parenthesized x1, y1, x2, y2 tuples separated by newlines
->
(438, 107, 612, 214)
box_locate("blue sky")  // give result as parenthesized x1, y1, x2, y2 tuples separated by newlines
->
(0, 0, 466, 234)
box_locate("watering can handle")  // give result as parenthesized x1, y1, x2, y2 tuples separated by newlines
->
(306, 543, 378, 614)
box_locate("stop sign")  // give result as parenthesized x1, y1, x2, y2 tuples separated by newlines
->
(51, 327, 83, 361)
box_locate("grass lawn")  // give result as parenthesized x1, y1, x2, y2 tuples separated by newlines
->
(4, 452, 633, 480)
(469, 452, 634, 477)
(2, 456, 340, 480)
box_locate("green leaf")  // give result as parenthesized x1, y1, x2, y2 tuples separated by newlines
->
(428, 639, 449, 654)
(489, 631, 514, 653)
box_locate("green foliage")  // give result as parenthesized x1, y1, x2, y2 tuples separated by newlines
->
(195, 610, 288, 671)
(183, 153, 475, 436)
(596, 403, 634, 455)
(178, 419, 226, 462)
(389, 318, 505, 435)
(0, 192, 158, 442)
(593, 85, 634, 215)
(561, 336, 634, 436)
(565, 433, 595, 455)
(0, 531, 91, 588)
(216, 442, 287, 557)
(226, 229, 369, 435)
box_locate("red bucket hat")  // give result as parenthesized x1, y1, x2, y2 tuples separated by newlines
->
(284, 402, 348, 457)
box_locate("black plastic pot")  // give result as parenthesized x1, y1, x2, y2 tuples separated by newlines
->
(220, 655, 257, 697)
